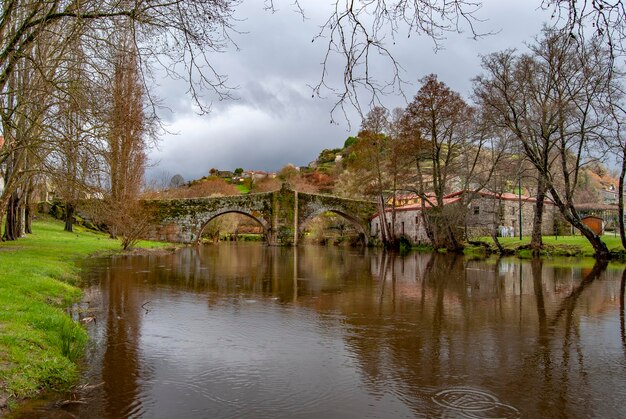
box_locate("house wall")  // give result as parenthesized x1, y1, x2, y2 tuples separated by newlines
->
(464, 197, 555, 239)
(370, 196, 558, 244)
(370, 210, 430, 244)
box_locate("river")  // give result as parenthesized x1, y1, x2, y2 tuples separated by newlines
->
(12, 244, 626, 418)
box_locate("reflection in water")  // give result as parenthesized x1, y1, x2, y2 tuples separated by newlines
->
(12, 245, 626, 418)
(621, 268, 626, 356)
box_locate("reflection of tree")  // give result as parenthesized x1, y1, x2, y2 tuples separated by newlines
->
(531, 257, 553, 412)
(337, 253, 616, 417)
(521, 258, 609, 417)
(550, 260, 609, 328)
(97, 260, 147, 417)
(619, 268, 626, 356)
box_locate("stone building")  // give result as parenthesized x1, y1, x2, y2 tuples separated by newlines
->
(370, 191, 559, 245)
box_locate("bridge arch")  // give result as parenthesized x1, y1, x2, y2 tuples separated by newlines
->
(194, 209, 271, 244)
(298, 208, 369, 246)
(144, 186, 377, 245)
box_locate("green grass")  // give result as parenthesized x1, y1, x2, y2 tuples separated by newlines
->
(235, 184, 250, 194)
(0, 217, 170, 407)
(469, 234, 625, 258)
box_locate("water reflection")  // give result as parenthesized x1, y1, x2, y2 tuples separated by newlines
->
(12, 245, 626, 418)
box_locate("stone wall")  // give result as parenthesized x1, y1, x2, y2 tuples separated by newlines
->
(370, 209, 430, 244)
(464, 196, 557, 239)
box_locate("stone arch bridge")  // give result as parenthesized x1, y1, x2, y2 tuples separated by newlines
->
(143, 185, 378, 245)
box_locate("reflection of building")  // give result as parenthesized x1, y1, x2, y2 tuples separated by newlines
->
(371, 191, 559, 244)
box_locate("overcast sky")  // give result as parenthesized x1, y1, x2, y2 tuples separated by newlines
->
(147, 0, 553, 183)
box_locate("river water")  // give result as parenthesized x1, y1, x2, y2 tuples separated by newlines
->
(12, 244, 626, 418)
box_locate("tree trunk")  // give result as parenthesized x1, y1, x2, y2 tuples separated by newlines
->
(64, 202, 75, 232)
(531, 175, 546, 254)
(18, 204, 25, 237)
(619, 150, 625, 250)
(378, 196, 394, 248)
(3, 192, 20, 241)
(24, 184, 33, 234)
(446, 224, 462, 252)
(491, 229, 505, 254)
(548, 186, 611, 259)
(420, 202, 435, 245)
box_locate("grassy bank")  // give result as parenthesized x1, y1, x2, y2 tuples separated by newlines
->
(466, 234, 625, 258)
(0, 218, 168, 411)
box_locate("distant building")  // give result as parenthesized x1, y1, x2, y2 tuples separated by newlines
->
(371, 190, 559, 244)
(244, 170, 277, 180)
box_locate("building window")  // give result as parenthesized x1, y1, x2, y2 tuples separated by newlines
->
(473, 206, 480, 215)
(511, 207, 516, 216)
(401, 222, 405, 235)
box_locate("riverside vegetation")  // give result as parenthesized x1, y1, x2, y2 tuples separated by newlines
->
(0, 218, 169, 412)
(466, 235, 626, 259)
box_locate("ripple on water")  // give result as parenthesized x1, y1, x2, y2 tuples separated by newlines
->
(432, 388, 520, 418)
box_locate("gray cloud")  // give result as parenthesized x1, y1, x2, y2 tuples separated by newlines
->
(147, 0, 551, 182)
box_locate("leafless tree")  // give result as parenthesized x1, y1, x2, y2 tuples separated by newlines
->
(542, 0, 626, 58)
(306, 0, 486, 120)
(0, 1, 237, 240)
(475, 29, 619, 258)
(47, 36, 102, 232)
(0, 22, 64, 240)
(96, 31, 151, 246)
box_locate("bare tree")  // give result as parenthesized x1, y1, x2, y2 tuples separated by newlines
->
(0, 1, 238, 108)
(0, 20, 64, 240)
(542, 0, 626, 58)
(475, 29, 618, 258)
(100, 32, 150, 244)
(305, 0, 486, 120)
(48, 36, 101, 232)
(474, 46, 559, 253)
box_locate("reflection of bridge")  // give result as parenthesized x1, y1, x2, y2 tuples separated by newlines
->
(144, 184, 377, 245)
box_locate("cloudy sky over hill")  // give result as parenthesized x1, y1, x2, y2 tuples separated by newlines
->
(147, 0, 553, 183)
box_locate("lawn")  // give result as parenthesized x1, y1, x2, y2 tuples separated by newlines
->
(0, 218, 169, 409)
(471, 234, 625, 258)
(235, 184, 250, 194)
